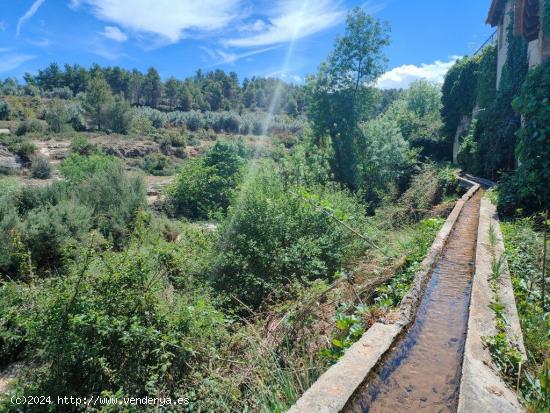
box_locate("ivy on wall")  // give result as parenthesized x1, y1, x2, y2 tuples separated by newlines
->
(499, 61, 550, 215)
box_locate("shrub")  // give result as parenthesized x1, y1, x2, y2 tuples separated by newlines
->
(71, 162, 146, 247)
(45, 100, 70, 133)
(213, 163, 368, 310)
(168, 141, 245, 219)
(0, 181, 20, 275)
(60, 153, 119, 183)
(65, 102, 87, 131)
(30, 156, 52, 179)
(15, 118, 46, 136)
(13, 140, 37, 162)
(3, 240, 227, 406)
(20, 199, 93, 272)
(42, 86, 73, 99)
(0, 100, 11, 120)
(69, 135, 98, 156)
(142, 153, 175, 176)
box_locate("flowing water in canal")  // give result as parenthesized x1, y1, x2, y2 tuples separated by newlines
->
(346, 190, 482, 413)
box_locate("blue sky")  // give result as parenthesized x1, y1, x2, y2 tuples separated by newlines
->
(0, 0, 495, 88)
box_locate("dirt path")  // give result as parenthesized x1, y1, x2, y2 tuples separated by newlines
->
(346, 190, 483, 413)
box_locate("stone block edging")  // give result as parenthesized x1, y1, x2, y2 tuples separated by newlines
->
(457, 196, 525, 413)
(288, 179, 480, 413)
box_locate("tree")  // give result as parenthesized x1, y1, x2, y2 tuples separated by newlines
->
(358, 114, 412, 208)
(107, 95, 132, 134)
(309, 7, 390, 189)
(85, 74, 113, 131)
(143, 68, 162, 108)
(164, 77, 181, 110)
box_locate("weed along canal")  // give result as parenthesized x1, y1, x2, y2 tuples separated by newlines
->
(345, 190, 483, 413)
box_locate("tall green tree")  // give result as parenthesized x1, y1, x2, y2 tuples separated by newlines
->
(308, 7, 390, 188)
(85, 74, 113, 131)
(143, 68, 162, 108)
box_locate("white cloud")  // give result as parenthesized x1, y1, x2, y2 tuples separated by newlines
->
(0, 54, 35, 73)
(224, 0, 345, 47)
(203, 45, 280, 65)
(0, 20, 7, 32)
(101, 26, 128, 42)
(72, 0, 242, 43)
(377, 57, 460, 89)
(28, 38, 52, 47)
(16, 0, 47, 37)
(237, 19, 268, 33)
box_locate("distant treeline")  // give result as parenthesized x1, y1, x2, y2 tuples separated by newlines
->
(1, 63, 308, 115)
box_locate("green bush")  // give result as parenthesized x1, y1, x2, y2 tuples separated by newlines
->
(60, 153, 119, 183)
(30, 156, 52, 179)
(142, 153, 175, 176)
(20, 200, 93, 272)
(69, 135, 98, 156)
(71, 162, 146, 248)
(12, 140, 38, 162)
(0, 99, 11, 120)
(45, 100, 70, 133)
(0, 180, 21, 275)
(213, 163, 368, 310)
(1, 240, 227, 409)
(168, 141, 245, 219)
(15, 118, 46, 136)
(0, 282, 30, 367)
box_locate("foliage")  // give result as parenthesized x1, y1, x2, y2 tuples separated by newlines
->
(308, 7, 390, 188)
(84, 74, 113, 131)
(106, 95, 133, 134)
(45, 100, 70, 133)
(142, 153, 176, 176)
(69, 135, 98, 156)
(213, 163, 369, 310)
(167, 140, 245, 219)
(60, 153, 119, 183)
(501, 219, 550, 410)
(0, 99, 11, 120)
(357, 113, 415, 210)
(0, 236, 227, 411)
(500, 62, 550, 215)
(30, 156, 53, 179)
(20, 199, 93, 273)
(321, 217, 444, 361)
(441, 55, 479, 141)
(15, 118, 46, 136)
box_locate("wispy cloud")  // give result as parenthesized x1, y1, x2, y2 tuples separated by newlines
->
(224, 0, 345, 47)
(0, 53, 36, 73)
(28, 38, 52, 47)
(72, 0, 242, 43)
(16, 0, 47, 37)
(203, 45, 281, 66)
(377, 56, 460, 89)
(0, 20, 7, 32)
(101, 26, 128, 42)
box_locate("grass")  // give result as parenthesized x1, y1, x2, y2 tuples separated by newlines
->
(501, 219, 550, 411)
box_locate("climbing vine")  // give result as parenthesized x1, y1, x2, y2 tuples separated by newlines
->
(499, 61, 550, 215)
